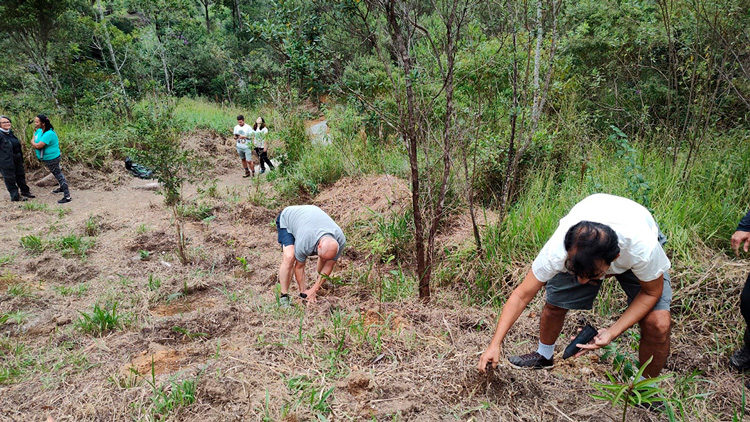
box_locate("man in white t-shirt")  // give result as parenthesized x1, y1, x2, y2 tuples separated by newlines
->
(477, 194, 672, 379)
(234, 115, 254, 177)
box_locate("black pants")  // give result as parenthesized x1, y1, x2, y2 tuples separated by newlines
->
(741, 273, 750, 347)
(43, 156, 70, 197)
(254, 147, 274, 171)
(1, 153, 31, 200)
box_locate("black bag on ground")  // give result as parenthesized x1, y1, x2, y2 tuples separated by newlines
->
(124, 157, 153, 179)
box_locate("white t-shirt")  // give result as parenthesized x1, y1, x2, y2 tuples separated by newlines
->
(234, 124, 252, 148)
(531, 194, 670, 283)
(253, 127, 268, 148)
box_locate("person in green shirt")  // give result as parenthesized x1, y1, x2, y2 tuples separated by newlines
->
(30, 114, 71, 204)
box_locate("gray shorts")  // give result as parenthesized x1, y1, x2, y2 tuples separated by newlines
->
(544, 269, 672, 311)
(545, 230, 671, 311)
(236, 145, 252, 160)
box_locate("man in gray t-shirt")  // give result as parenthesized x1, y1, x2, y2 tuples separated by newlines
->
(276, 205, 346, 303)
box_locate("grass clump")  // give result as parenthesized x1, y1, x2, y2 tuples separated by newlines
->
(19, 235, 44, 254)
(143, 359, 198, 419)
(75, 303, 124, 335)
(21, 202, 48, 212)
(0, 254, 13, 266)
(52, 234, 94, 258)
(54, 283, 88, 297)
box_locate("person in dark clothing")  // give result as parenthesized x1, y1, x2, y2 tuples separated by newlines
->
(729, 208, 750, 371)
(0, 115, 34, 201)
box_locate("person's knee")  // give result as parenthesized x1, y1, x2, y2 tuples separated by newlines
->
(281, 249, 296, 268)
(641, 311, 671, 344)
(543, 302, 568, 316)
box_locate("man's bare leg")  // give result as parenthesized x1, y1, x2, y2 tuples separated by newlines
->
(639, 309, 671, 378)
(540, 302, 568, 345)
(279, 245, 296, 295)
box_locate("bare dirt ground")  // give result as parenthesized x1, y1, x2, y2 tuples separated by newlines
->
(0, 132, 748, 421)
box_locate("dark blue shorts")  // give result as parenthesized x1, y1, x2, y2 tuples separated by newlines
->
(276, 213, 294, 247)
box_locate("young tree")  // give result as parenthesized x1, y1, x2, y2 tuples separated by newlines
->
(126, 100, 206, 265)
(339, 0, 473, 301)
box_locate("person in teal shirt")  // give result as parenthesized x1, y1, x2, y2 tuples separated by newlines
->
(31, 114, 71, 203)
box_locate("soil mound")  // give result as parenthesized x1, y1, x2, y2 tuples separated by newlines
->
(314, 175, 410, 228)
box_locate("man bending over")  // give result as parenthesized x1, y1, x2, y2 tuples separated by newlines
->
(276, 205, 346, 305)
(478, 194, 672, 380)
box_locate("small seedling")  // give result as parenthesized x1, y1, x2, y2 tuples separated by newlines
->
(147, 274, 161, 291)
(139, 250, 151, 261)
(171, 326, 207, 340)
(20, 235, 44, 254)
(55, 283, 88, 297)
(236, 256, 250, 272)
(84, 215, 99, 236)
(21, 202, 48, 212)
(0, 254, 15, 266)
(136, 224, 150, 234)
(75, 303, 123, 335)
(6, 283, 32, 298)
(0, 311, 31, 326)
(591, 357, 674, 422)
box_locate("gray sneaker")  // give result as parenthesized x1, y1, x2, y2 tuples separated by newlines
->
(279, 295, 291, 307)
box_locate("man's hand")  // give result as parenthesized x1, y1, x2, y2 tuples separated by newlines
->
(731, 230, 750, 257)
(301, 288, 317, 303)
(477, 343, 502, 373)
(575, 328, 614, 356)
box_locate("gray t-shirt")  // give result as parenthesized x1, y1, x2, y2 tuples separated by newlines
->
(279, 205, 346, 263)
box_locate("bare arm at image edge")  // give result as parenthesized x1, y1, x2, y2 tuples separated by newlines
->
(477, 270, 545, 372)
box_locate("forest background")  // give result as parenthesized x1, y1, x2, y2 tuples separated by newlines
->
(1, 0, 750, 420)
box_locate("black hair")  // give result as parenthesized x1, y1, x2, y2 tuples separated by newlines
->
(37, 114, 53, 133)
(563, 221, 620, 279)
(0, 115, 10, 123)
(253, 117, 266, 131)
(237, 115, 244, 121)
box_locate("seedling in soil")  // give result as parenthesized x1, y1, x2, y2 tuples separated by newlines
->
(84, 215, 99, 236)
(591, 357, 674, 422)
(0, 311, 31, 327)
(53, 233, 94, 258)
(21, 202, 48, 212)
(136, 224, 150, 234)
(171, 326, 207, 340)
(20, 235, 44, 254)
(236, 256, 250, 272)
(55, 283, 88, 297)
(0, 254, 15, 266)
(75, 303, 124, 335)
(139, 250, 151, 261)
(144, 357, 197, 418)
(6, 283, 32, 298)
(147, 274, 161, 291)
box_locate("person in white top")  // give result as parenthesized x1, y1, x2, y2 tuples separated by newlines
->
(478, 194, 672, 380)
(234, 115, 254, 177)
(253, 117, 275, 174)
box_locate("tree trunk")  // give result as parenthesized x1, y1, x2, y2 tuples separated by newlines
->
(384, 1, 429, 300)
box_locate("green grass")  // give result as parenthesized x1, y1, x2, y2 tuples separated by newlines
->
(52, 234, 94, 258)
(6, 283, 33, 298)
(176, 200, 214, 221)
(172, 97, 247, 134)
(21, 202, 48, 212)
(54, 283, 88, 297)
(75, 303, 124, 335)
(0, 311, 31, 326)
(84, 215, 99, 236)
(0, 254, 13, 266)
(19, 235, 44, 254)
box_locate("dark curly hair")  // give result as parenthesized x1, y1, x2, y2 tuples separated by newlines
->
(564, 221, 620, 279)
